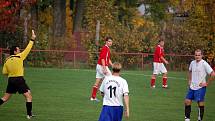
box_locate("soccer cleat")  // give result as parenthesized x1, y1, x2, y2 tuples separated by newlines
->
(198, 115, 202, 121)
(26, 115, 31, 119)
(26, 114, 35, 119)
(162, 85, 168, 88)
(185, 117, 190, 121)
(151, 85, 156, 88)
(90, 97, 100, 102)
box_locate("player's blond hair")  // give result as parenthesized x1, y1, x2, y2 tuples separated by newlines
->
(112, 62, 122, 73)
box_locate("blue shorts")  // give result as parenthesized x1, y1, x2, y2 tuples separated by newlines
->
(99, 105, 123, 121)
(185, 87, 206, 102)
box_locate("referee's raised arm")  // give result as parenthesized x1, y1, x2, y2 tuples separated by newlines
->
(19, 30, 36, 60)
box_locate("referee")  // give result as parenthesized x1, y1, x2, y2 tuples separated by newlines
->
(0, 30, 36, 119)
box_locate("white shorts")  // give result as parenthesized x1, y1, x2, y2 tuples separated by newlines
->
(96, 64, 112, 79)
(153, 62, 167, 75)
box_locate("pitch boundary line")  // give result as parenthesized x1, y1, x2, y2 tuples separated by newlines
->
(64, 68, 187, 81)
(31, 68, 187, 80)
(123, 72, 187, 80)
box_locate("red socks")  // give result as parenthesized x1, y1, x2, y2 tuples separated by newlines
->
(150, 78, 155, 87)
(162, 77, 167, 86)
(91, 85, 98, 99)
(151, 77, 167, 87)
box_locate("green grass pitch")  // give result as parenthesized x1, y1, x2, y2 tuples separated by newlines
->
(0, 68, 215, 121)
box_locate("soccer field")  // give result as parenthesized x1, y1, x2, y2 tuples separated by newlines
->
(0, 68, 215, 121)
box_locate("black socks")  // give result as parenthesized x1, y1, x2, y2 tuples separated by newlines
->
(0, 99, 4, 105)
(185, 105, 191, 119)
(198, 106, 204, 121)
(26, 102, 32, 116)
(185, 105, 204, 121)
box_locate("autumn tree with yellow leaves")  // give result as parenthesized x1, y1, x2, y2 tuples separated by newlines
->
(82, 0, 160, 67)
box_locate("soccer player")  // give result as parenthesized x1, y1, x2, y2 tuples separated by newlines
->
(0, 30, 36, 119)
(98, 62, 129, 121)
(90, 37, 113, 101)
(150, 38, 169, 88)
(184, 49, 215, 121)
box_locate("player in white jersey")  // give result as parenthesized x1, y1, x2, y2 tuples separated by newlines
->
(184, 49, 215, 121)
(99, 62, 129, 121)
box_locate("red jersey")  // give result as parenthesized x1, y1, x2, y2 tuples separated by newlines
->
(153, 45, 164, 63)
(97, 45, 111, 66)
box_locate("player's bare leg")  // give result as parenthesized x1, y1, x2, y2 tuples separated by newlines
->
(184, 99, 192, 121)
(0, 93, 12, 105)
(23, 90, 33, 119)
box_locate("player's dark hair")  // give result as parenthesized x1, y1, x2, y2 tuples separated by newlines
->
(112, 62, 122, 73)
(10, 46, 18, 55)
(195, 49, 203, 55)
(105, 37, 113, 41)
(158, 38, 164, 43)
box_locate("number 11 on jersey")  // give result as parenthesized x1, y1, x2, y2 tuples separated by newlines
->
(108, 85, 116, 98)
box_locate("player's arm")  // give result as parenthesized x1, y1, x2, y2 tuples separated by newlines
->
(188, 71, 192, 86)
(2, 63, 8, 75)
(100, 92, 104, 97)
(19, 30, 36, 60)
(203, 70, 215, 87)
(123, 80, 129, 118)
(206, 74, 214, 86)
(99, 79, 105, 97)
(157, 47, 168, 64)
(99, 47, 108, 74)
(124, 93, 129, 118)
(199, 72, 214, 87)
(210, 71, 215, 77)
(207, 71, 215, 86)
(199, 62, 214, 87)
(206, 64, 215, 86)
(161, 56, 169, 64)
(188, 62, 193, 86)
(109, 59, 113, 67)
(101, 59, 107, 74)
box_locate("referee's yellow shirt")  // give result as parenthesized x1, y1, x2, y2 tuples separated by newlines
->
(2, 40, 34, 77)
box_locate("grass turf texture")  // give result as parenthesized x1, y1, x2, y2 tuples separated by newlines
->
(0, 68, 215, 121)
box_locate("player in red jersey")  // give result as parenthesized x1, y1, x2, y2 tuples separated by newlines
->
(150, 39, 169, 88)
(90, 37, 113, 101)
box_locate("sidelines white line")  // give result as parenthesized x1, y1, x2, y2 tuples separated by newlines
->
(122, 72, 187, 80)
(63, 68, 187, 81)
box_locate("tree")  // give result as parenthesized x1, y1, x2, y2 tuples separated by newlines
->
(73, 0, 85, 32)
(81, 0, 159, 68)
(53, 0, 66, 37)
(0, 0, 20, 32)
(0, 0, 36, 48)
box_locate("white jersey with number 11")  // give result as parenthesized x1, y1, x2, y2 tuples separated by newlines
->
(100, 75, 129, 106)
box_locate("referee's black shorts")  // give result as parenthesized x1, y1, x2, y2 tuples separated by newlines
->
(6, 77, 30, 94)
